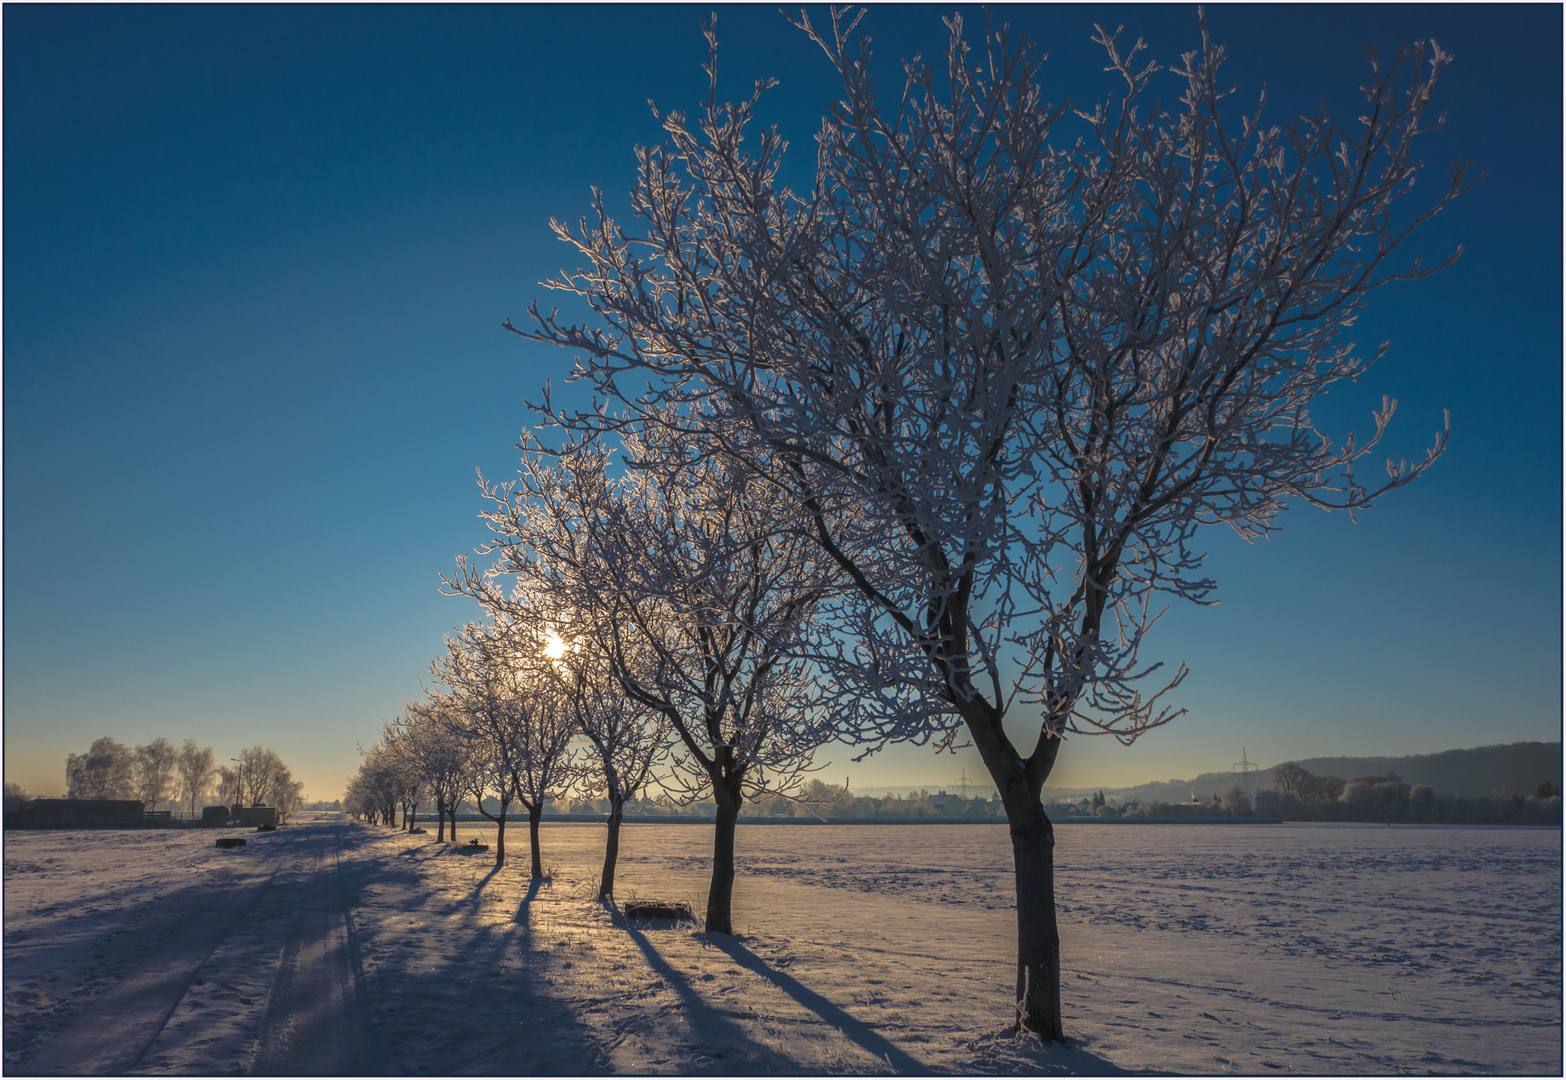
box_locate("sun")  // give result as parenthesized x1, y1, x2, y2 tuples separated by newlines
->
(543, 631, 568, 660)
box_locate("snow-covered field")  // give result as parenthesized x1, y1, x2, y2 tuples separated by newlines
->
(4, 816, 1559, 1074)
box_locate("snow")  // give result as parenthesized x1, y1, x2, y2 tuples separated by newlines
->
(4, 816, 1560, 1074)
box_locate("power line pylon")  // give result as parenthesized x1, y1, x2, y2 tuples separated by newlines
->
(1233, 747, 1259, 794)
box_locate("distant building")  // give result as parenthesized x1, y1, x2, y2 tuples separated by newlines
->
(5, 799, 145, 829)
(236, 806, 277, 828)
(928, 791, 968, 815)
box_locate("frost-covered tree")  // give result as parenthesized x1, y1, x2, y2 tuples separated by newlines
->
(65, 737, 134, 800)
(132, 738, 179, 811)
(449, 429, 839, 932)
(434, 619, 574, 875)
(346, 742, 401, 826)
(379, 724, 425, 831)
(399, 695, 474, 843)
(533, 601, 670, 899)
(454, 475, 671, 898)
(500, 631, 580, 880)
(216, 764, 239, 808)
(234, 745, 305, 819)
(1270, 762, 1313, 800)
(176, 740, 218, 817)
(516, 11, 1469, 1034)
(1216, 782, 1252, 815)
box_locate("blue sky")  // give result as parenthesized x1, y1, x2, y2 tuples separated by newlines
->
(5, 5, 1560, 802)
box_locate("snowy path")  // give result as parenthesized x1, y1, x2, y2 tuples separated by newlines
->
(20, 847, 286, 1074)
(252, 826, 366, 1074)
(5, 816, 374, 1075)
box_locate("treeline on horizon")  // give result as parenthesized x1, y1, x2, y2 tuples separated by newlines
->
(1040, 769, 1561, 826)
(1252, 764, 1560, 825)
(3, 736, 307, 819)
(427, 762, 1562, 826)
(1053, 742, 1563, 806)
(439, 778, 1004, 822)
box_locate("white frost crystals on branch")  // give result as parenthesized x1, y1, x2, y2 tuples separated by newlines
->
(507, 8, 1472, 1038)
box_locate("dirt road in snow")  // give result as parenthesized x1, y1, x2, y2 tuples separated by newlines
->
(7, 815, 367, 1075)
(252, 829, 366, 1074)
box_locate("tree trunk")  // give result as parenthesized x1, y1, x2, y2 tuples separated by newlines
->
(1003, 791, 1064, 1040)
(408, 802, 417, 832)
(528, 803, 544, 879)
(436, 806, 446, 842)
(964, 696, 1066, 1041)
(494, 812, 506, 868)
(705, 771, 742, 934)
(599, 796, 624, 899)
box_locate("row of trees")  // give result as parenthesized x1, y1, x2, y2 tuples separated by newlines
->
(347, 776, 1008, 824)
(1048, 782, 1257, 818)
(369, 10, 1470, 1036)
(347, 418, 845, 918)
(54, 737, 304, 818)
(1259, 764, 1562, 823)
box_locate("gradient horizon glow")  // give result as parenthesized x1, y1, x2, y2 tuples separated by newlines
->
(5, 5, 1560, 803)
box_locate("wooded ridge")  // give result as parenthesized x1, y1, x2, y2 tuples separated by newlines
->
(1044, 742, 1562, 804)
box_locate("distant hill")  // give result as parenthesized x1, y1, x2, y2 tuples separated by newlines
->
(1044, 742, 1562, 804)
(1285, 743, 1562, 798)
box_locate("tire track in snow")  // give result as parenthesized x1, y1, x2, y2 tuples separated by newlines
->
(22, 847, 290, 1075)
(253, 823, 366, 1075)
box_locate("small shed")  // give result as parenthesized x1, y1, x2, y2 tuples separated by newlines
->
(237, 806, 278, 828)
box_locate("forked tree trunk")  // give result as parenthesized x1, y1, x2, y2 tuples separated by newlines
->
(705, 773, 743, 934)
(599, 797, 624, 899)
(967, 699, 1066, 1040)
(528, 803, 544, 879)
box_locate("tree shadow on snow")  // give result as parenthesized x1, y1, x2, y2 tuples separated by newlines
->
(704, 934, 929, 1074)
(466, 864, 501, 914)
(332, 838, 597, 1074)
(606, 900, 767, 1065)
(513, 876, 544, 925)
